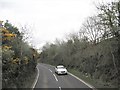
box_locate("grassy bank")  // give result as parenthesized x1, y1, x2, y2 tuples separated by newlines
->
(68, 68, 118, 90)
(0, 61, 2, 89)
(22, 69, 37, 88)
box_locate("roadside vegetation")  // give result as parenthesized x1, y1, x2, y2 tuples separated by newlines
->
(0, 20, 39, 88)
(40, 1, 120, 89)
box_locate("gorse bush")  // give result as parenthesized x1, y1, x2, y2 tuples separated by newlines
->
(1, 20, 38, 88)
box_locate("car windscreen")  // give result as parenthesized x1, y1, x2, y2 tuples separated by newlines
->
(57, 67, 65, 69)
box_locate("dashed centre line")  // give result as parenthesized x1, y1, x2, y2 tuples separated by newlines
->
(49, 69, 52, 72)
(59, 86, 62, 90)
(48, 68, 61, 89)
(53, 74, 58, 81)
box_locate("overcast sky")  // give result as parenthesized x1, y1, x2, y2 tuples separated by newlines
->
(0, 0, 113, 50)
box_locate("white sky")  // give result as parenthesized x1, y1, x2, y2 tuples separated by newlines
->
(0, 0, 114, 50)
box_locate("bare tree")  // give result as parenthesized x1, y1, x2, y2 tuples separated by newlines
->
(81, 16, 104, 44)
(97, 1, 119, 37)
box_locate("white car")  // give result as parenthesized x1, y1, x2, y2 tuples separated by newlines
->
(55, 65, 68, 75)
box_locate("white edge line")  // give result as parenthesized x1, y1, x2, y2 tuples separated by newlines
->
(41, 64, 97, 90)
(45, 64, 97, 90)
(53, 74, 58, 81)
(68, 72, 96, 90)
(32, 66, 39, 89)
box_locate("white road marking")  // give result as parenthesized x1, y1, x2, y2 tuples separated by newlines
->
(41, 64, 96, 90)
(68, 72, 96, 90)
(53, 74, 58, 81)
(32, 66, 39, 89)
(49, 69, 52, 72)
(59, 87, 61, 90)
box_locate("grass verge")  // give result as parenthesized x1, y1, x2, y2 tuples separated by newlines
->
(68, 68, 118, 90)
(22, 68, 37, 88)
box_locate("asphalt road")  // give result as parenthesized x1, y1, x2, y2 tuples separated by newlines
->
(34, 63, 93, 90)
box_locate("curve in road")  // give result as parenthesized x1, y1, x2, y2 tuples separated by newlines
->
(34, 63, 95, 90)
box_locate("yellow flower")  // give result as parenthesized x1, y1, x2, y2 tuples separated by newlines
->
(11, 58, 19, 64)
(24, 56, 29, 64)
(2, 45, 12, 49)
(4, 33, 16, 37)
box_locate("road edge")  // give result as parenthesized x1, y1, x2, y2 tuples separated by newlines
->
(68, 72, 97, 90)
(44, 63, 97, 90)
(32, 65, 39, 89)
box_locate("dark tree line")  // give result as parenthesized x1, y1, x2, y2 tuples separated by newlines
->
(40, 1, 120, 88)
(1, 20, 38, 88)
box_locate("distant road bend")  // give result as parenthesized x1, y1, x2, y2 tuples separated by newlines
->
(34, 63, 95, 90)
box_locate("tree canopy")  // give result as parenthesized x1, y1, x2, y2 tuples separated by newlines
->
(1, 20, 39, 88)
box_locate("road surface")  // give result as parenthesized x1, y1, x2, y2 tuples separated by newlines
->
(34, 63, 93, 90)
